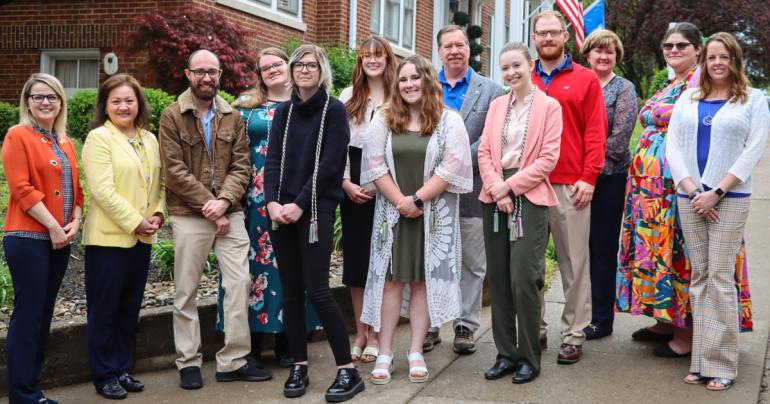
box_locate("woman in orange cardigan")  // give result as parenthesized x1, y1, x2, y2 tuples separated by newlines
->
(2, 73, 84, 404)
(478, 42, 561, 384)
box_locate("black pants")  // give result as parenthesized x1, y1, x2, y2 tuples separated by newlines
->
(268, 211, 351, 366)
(85, 243, 151, 389)
(3, 236, 70, 404)
(588, 173, 627, 330)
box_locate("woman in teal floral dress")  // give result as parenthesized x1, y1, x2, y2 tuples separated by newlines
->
(217, 48, 321, 366)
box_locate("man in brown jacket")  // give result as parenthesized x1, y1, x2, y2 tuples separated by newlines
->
(159, 49, 271, 389)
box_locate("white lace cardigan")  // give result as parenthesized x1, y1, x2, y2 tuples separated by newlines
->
(359, 110, 473, 331)
(666, 87, 770, 194)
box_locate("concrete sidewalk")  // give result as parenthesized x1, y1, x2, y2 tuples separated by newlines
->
(4, 148, 768, 404)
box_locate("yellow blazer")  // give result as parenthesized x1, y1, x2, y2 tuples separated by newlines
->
(82, 121, 165, 247)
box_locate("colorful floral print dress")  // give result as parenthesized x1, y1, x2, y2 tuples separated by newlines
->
(216, 101, 321, 333)
(615, 71, 752, 331)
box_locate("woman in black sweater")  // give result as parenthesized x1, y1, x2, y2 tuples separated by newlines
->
(264, 44, 363, 403)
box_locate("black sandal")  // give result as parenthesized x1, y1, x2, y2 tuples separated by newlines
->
(631, 327, 674, 342)
(653, 343, 691, 358)
(683, 372, 709, 385)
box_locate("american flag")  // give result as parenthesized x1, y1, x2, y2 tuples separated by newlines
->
(555, 0, 585, 47)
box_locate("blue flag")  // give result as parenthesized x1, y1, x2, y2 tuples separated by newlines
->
(584, 0, 605, 36)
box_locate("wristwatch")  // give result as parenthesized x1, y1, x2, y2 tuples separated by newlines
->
(412, 194, 424, 208)
(714, 187, 725, 198)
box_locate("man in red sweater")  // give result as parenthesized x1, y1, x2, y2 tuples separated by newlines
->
(530, 10, 607, 365)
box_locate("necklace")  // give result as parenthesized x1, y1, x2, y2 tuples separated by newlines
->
(701, 100, 723, 127)
(494, 87, 535, 241)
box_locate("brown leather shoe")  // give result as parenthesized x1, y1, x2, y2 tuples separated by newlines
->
(557, 344, 582, 364)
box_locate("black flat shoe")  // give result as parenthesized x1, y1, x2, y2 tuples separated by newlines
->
(653, 343, 691, 358)
(97, 381, 128, 400)
(118, 374, 144, 392)
(325, 368, 364, 403)
(484, 359, 516, 380)
(583, 323, 612, 340)
(179, 366, 203, 390)
(284, 364, 309, 398)
(279, 353, 295, 369)
(512, 362, 539, 384)
(631, 327, 674, 342)
(216, 361, 273, 382)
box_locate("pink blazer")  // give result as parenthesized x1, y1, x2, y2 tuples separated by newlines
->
(478, 88, 562, 207)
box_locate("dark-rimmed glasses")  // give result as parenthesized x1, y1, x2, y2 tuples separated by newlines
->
(28, 94, 60, 104)
(189, 68, 222, 78)
(259, 61, 286, 74)
(292, 62, 320, 72)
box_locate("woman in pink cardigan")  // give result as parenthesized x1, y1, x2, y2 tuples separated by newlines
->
(478, 42, 562, 384)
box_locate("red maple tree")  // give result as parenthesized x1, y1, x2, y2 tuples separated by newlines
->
(124, 8, 257, 96)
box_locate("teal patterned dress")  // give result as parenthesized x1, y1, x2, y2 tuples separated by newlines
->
(216, 101, 321, 333)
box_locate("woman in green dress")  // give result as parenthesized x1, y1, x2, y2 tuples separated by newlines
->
(217, 47, 321, 367)
(361, 55, 472, 385)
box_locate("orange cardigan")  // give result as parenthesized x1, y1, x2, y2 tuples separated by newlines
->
(2, 125, 84, 232)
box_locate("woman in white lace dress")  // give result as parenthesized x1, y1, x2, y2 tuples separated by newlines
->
(360, 55, 472, 385)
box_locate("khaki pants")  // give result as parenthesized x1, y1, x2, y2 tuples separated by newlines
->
(539, 184, 592, 346)
(454, 216, 487, 333)
(171, 212, 251, 372)
(679, 197, 749, 379)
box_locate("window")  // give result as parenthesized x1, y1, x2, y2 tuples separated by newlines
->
(40, 49, 100, 96)
(217, 0, 306, 31)
(371, 0, 416, 51)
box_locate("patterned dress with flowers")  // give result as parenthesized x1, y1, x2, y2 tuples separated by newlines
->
(216, 101, 321, 333)
(615, 72, 752, 331)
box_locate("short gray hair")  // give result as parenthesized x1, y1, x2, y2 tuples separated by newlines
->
(288, 44, 333, 94)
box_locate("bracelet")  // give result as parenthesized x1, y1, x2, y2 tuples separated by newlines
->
(688, 190, 702, 201)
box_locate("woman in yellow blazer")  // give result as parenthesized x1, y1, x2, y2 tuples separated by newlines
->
(81, 74, 164, 400)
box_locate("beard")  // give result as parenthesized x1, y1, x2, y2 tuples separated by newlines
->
(190, 80, 218, 101)
(536, 42, 565, 62)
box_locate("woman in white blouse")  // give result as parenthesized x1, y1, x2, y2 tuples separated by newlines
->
(338, 35, 397, 364)
(666, 32, 770, 391)
(360, 55, 472, 385)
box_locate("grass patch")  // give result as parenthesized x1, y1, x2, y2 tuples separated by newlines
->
(544, 236, 558, 290)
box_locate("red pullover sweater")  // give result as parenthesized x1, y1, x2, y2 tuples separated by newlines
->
(531, 58, 607, 186)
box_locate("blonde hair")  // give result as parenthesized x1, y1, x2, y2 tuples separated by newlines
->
(288, 44, 333, 94)
(580, 29, 625, 61)
(234, 47, 289, 108)
(18, 73, 68, 138)
(382, 55, 443, 136)
(695, 32, 749, 104)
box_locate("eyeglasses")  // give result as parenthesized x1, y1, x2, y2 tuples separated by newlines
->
(189, 68, 222, 78)
(292, 62, 320, 72)
(259, 61, 285, 73)
(28, 94, 60, 104)
(661, 42, 692, 51)
(534, 29, 564, 38)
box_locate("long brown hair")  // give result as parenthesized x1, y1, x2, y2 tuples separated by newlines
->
(345, 36, 397, 125)
(382, 55, 443, 136)
(234, 47, 289, 108)
(695, 32, 749, 104)
(90, 73, 150, 130)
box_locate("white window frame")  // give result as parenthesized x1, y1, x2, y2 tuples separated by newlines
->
(40, 48, 100, 97)
(371, 0, 417, 55)
(217, 0, 307, 32)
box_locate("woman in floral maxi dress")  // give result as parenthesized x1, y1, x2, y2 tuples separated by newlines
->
(615, 23, 752, 358)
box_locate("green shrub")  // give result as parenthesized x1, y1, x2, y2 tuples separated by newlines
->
(0, 260, 13, 308)
(218, 90, 235, 104)
(143, 88, 176, 135)
(67, 90, 98, 141)
(151, 238, 218, 281)
(646, 67, 670, 100)
(282, 39, 356, 96)
(0, 101, 20, 142)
